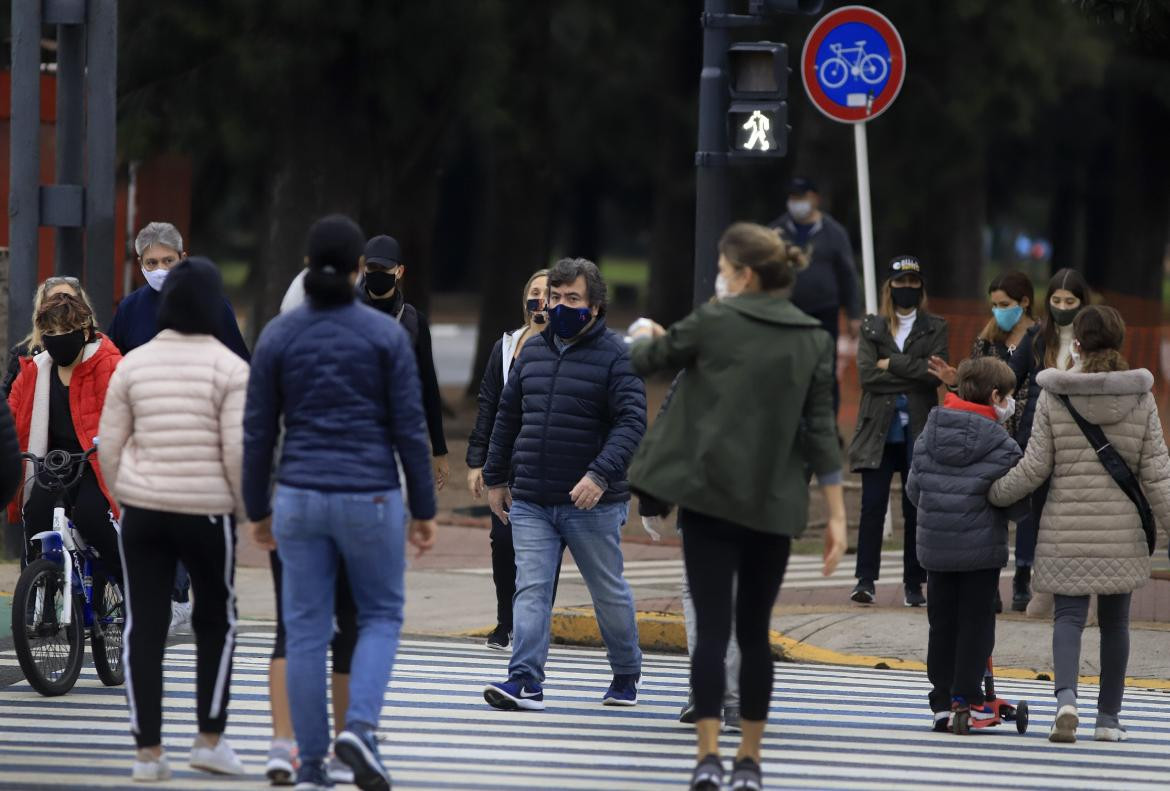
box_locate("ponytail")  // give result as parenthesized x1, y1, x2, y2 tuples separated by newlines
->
(303, 269, 355, 306)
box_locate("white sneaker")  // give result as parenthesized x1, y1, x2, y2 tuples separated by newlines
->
(189, 737, 246, 776)
(131, 753, 172, 782)
(1049, 704, 1079, 743)
(168, 601, 193, 636)
(1095, 724, 1129, 742)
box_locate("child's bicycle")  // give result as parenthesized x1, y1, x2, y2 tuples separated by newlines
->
(952, 658, 1030, 735)
(10, 447, 125, 696)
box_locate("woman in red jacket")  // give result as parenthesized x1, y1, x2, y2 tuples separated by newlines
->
(9, 292, 122, 585)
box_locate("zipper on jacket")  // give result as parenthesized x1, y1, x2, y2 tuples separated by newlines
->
(539, 346, 566, 501)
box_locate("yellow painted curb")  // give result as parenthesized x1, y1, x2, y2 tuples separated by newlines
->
(457, 607, 1170, 693)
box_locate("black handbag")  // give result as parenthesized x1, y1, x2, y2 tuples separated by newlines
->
(1058, 394, 1156, 555)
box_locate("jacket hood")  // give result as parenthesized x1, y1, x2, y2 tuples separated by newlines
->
(921, 405, 1008, 467)
(1036, 368, 1153, 427)
(721, 293, 821, 327)
(158, 257, 224, 337)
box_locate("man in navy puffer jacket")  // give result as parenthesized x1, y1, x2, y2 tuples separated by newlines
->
(483, 257, 647, 711)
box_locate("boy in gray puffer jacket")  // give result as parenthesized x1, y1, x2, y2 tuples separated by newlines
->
(906, 357, 1026, 732)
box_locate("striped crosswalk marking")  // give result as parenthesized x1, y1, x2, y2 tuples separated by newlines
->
(2, 629, 1168, 789)
(454, 551, 910, 591)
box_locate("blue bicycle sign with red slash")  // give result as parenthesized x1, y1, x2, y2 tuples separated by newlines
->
(802, 5, 905, 123)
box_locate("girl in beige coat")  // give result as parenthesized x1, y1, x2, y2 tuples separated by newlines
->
(989, 306, 1170, 745)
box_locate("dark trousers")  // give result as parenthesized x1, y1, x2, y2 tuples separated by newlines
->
(119, 506, 237, 748)
(856, 441, 925, 586)
(23, 470, 121, 588)
(490, 512, 564, 629)
(681, 509, 791, 722)
(269, 549, 357, 674)
(173, 562, 191, 603)
(926, 568, 999, 711)
(808, 307, 841, 417)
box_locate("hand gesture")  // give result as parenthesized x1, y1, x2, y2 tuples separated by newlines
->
(409, 518, 438, 557)
(467, 467, 484, 498)
(927, 355, 957, 387)
(570, 475, 605, 510)
(822, 513, 847, 577)
(488, 486, 512, 524)
(433, 454, 450, 492)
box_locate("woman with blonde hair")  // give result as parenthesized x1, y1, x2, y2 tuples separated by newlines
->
(848, 256, 948, 608)
(4, 276, 99, 397)
(628, 222, 847, 790)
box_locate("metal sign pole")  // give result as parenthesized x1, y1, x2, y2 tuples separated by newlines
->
(853, 121, 878, 315)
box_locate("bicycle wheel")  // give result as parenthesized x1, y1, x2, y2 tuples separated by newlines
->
(820, 57, 849, 89)
(91, 578, 125, 687)
(860, 53, 889, 84)
(12, 558, 85, 696)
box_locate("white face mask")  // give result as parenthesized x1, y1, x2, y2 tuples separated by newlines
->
(787, 199, 813, 222)
(142, 267, 169, 292)
(715, 273, 730, 300)
(994, 394, 1016, 425)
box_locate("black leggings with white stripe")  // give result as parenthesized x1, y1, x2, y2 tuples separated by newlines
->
(119, 506, 237, 748)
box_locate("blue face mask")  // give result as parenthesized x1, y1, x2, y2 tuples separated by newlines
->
(549, 304, 592, 340)
(992, 305, 1023, 332)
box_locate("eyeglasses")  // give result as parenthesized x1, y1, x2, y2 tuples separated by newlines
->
(141, 254, 180, 272)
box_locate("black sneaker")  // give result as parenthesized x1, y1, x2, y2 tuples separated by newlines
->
(678, 690, 697, 723)
(850, 579, 876, 604)
(730, 756, 763, 791)
(690, 754, 723, 790)
(334, 726, 391, 791)
(1012, 565, 1031, 612)
(904, 584, 926, 607)
(485, 624, 511, 651)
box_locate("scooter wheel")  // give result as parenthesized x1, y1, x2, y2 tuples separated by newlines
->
(1016, 700, 1029, 734)
(952, 710, 971, 735)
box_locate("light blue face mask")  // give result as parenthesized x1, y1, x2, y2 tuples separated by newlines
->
(992, 304, 1023, 332)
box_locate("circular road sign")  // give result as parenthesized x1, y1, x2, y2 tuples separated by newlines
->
(801, 5, 906, 124)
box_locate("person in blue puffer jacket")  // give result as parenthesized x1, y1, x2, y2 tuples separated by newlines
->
(242, 214, 437, 791)
(482, 256, 647, 713)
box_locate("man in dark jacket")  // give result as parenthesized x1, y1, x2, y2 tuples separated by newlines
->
(108, 222, 250, 360)
(905, 357, 1025, 730)
(358, 235, 449, 490)
(482, 257, 647, 712)
(769, 177, 861, 417)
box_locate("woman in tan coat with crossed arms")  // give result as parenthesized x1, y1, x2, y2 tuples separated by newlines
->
(989, 305, 1170, 745)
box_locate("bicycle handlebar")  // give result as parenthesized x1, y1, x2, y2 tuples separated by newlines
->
(22, 447, 97, 493)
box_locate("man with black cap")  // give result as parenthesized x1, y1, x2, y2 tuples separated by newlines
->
(769, 177, 861, 417)
(359, 234, 449, 490)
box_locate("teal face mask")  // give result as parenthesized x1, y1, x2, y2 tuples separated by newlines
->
(993, 305, 1023, 332)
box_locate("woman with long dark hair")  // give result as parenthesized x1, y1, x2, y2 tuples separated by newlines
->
(628, 222, 847, 791)
(848, 256, 949, 608)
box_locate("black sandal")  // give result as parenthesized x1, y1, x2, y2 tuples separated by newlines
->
(690, 754, 724, 790)
(730, 756, 763, 791)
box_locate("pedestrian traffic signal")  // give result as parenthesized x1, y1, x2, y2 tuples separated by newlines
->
(748, 0, 824, 14)
(727, 42, 789, 157)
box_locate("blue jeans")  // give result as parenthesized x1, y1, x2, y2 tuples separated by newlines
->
(509, 500, 641, 682)
(273, 485, 406, 763)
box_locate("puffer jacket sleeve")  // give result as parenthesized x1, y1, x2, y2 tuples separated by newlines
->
(629, 307, 702, 375)
(1137, 394, 1170, 538)
(220, 360, 250, 519)
(905, 432, 927, 507)
(990, 390, 1054, 507)
(97, 363, 132, 495)
(801, 330, 842, 478)
(242, 328, 282, 522)
(467, 339, 505, 469)
(385, 327, 437, 520)
(587, 347, 648, 489)
(0, 396, 22, 504)
(483, 356, 524, 488)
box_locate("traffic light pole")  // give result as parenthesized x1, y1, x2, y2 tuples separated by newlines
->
(693, 0, 732, 307)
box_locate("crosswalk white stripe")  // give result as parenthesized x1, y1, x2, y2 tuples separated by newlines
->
(4, 634, 1169, 790)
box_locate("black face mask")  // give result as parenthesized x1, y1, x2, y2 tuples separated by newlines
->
(364, 270, 398, 298)
(526, 298, 547, 324)
(43, 330, 87, 367)
(890, 286, 922, 310)
(1050, 305, 1081, 327)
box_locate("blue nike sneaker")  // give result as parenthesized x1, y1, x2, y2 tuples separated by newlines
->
(603, 673, 640, 706)
(483, 677, 546, 711)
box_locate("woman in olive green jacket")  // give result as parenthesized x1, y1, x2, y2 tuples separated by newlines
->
(847, 256, 948, 608)
(628, 222, 847, 791)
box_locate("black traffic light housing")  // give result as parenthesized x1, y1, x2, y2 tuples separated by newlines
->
(727, 42, 789, 157)
(748, 0, 824, 14)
